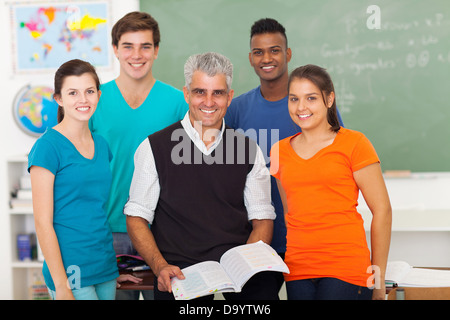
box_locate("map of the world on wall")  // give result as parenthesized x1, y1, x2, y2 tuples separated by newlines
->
(11, 1, 111, 73)
(13, 85, 58, 137)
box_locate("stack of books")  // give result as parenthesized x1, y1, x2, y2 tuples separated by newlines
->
(10, 175, 33, 210)
(29, 270, 50, 300)
(17, 233, 37, 261)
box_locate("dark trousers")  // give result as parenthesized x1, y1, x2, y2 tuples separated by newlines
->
(286, 277, 373, 300)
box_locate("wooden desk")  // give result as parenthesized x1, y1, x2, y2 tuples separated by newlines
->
(387, 287, 450, 300)
(118, 269, 155, 291)
(386, 267, 450, 300)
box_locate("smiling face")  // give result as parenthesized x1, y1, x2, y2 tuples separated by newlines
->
(249, 32, 291, 84)
(288, 78, 334, 132)
(113, 30, 159, 81)
(184, 71, 234, 133)
(54, 73, 101, 123)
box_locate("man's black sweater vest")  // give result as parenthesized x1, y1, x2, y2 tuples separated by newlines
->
(148, 121, 257, 266)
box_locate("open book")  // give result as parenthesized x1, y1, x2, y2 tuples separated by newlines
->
(386, 261, 450, 287)
(171, 241, 289, 300)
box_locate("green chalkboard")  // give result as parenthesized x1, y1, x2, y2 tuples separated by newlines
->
(140, 0, 450, 172)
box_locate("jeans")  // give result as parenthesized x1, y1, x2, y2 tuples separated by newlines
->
(48, 279, 116, 300)
(286, 277, 373, 300)
(113, 232, 154, 300)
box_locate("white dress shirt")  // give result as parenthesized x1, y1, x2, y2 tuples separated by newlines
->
(124, 112, 275, 223)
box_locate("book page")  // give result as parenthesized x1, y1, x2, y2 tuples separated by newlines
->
(386, 261, 450, 287)
(401, 268, 450, 287)
(220, 241, 289, 288)
(385, 261, 412, 286)
(171, 261, 237, 300)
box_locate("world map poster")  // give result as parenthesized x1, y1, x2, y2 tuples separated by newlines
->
(10, 1, 111, 74)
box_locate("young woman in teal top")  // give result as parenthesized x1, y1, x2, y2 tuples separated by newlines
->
(28, 59, 121, 300)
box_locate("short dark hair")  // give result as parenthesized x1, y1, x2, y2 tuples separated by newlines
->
(288, 64, 340, 132)
(53, 59, 100, 123)
(111, 11, 160, 47)
(250, 18, 288, 47)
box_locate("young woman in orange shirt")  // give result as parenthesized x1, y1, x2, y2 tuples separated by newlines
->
(270, 64, 392, 300)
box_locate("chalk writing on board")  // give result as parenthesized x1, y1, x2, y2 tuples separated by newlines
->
(334, 79, 355, 114)
(346, 12, 448, 35)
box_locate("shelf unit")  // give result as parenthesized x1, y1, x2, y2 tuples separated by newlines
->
(7, 156, 49, 300)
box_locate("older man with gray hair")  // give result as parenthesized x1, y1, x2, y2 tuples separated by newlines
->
(124, 52, 278, 300)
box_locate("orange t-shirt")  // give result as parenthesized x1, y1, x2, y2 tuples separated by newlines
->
(270, 127, 379, 287)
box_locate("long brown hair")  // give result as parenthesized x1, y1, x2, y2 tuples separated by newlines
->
(53, 59, 100, 123)
(288, 64, 340, 132)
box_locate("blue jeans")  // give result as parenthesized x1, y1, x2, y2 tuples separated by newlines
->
(286, 277, 373, 300)
(48, 279, 116, 300)
(113, 232, 154, 300)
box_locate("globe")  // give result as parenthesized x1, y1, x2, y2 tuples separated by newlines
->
(13, 85, 58, 137)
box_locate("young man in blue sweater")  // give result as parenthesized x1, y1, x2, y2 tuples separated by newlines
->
(224, 18, 344, 294)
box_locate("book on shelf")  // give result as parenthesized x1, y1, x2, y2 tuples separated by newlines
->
(29, 270, 50, 300)
(20, 175, 32, 190)
(10, 198, 33, 209)
(9, 175, 33, 209)
(171, 241, 289, 300)
(16, 189, 32, 200)
(17, 233, 37, 261)
(386, 261, 450, 287)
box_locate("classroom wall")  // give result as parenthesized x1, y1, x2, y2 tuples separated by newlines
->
(140, 0, 450, 269)
(359, 173, 450, 267)
(0, 0, 139, 300)
(143, 0, 450, 172)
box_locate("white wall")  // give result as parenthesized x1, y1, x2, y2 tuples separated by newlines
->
(359, 172, 450, 268)
(0, 0, 139, 300)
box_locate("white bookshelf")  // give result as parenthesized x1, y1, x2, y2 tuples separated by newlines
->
(7, 156, 48, 300)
